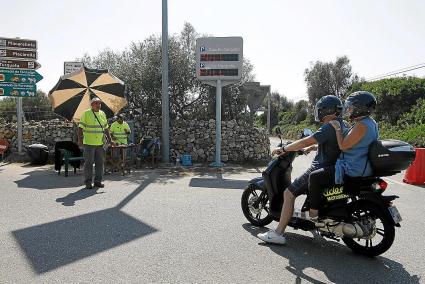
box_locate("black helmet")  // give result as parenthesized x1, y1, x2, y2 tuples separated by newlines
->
(314, 95, 343, 122)
(344, 91, 377, 119)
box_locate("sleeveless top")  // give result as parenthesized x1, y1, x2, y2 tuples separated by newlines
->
(335, 117, 379, 184)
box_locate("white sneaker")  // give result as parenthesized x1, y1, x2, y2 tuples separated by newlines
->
(257, 230, 287, 245)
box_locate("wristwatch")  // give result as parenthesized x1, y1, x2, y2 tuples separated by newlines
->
(281, 146, 287, 153)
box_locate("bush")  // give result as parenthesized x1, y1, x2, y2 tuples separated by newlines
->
(379, 98, 425, 147)
(349, 77, 425, 124)
(275, 110, 317, 140)
(380, 123, 425, 147)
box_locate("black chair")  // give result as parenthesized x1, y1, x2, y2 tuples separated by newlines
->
(54, 141, 84, 177)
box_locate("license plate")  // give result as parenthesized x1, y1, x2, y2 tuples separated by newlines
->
(388, 206, 402, 224)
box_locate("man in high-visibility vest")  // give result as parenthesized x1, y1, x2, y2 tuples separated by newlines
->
(77, 97, 113, 189)
(110, 114, 131, 145)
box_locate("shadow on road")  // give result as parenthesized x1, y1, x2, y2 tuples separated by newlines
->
(12, 208, 157, 274)
(10, 164, 258, 274)
(242, 223, 420, 284)
(15, 169, 84, 190)
(56, 188, 105, 206)
(12, 170, 178, 274)
(189, 171, 250, 190)
(189, 177, 247, 190)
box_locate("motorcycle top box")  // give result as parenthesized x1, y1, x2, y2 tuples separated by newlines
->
(369, 139, 416, 176)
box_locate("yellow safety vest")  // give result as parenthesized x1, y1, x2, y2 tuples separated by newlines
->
(110, 121, 131, 144)
(78, 109, 109, 146)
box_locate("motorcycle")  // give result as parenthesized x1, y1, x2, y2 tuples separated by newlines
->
(241, 128, 416, 257)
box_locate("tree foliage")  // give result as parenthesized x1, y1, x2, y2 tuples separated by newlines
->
(79, 22, 256, 122)
(349, 77, 425, 124)
(304, 56, 355, 103)
(0, 90, 53, 121)
(0, 90, 51, 110)
(257, 91, 294, 129)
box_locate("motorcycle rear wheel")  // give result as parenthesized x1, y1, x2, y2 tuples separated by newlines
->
(342, 201, 395, 257)
(241, 185, 273, 227)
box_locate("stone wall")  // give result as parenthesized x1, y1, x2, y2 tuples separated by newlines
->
(0, 117, 270, 162)
(0, 118, 74, 152)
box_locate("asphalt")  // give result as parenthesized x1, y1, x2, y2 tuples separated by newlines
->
(0, 142, 424, 283)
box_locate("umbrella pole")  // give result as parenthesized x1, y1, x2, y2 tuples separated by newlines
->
(72, 122, 78, 143)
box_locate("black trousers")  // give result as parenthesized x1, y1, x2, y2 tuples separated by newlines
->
(308, 165, 337, 209)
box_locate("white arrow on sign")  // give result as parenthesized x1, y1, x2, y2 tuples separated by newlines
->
(200, 63, 205, 68)
(200, 46, 205, 52)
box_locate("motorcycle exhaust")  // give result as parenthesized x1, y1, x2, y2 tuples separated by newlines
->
(318, 220, 364, 238)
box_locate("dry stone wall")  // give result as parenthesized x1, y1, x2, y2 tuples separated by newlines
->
(0, 117, 270, 162)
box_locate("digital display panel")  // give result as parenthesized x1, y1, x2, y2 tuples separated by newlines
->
(199, 69, 238, 76)
(200, 54, 239, 62)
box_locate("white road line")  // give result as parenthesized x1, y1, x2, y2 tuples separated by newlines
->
(384, 177, 407, 186)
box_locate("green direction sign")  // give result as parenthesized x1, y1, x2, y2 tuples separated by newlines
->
(0, 82, 36, 97)
(0, 68, 43, 84)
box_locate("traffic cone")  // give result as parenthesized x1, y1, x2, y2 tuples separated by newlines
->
(403, 148, 425, 185)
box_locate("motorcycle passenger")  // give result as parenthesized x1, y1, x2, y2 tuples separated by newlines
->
(258, 95, 346, 244)
(307, 91, 379, 219)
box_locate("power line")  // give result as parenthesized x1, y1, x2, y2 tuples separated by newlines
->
(366, 63, 425, 81)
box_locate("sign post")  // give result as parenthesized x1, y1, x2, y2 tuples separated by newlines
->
(0, 37, 41, 154)
(196, 37, 243, 167)
(17, 98, 23, 154)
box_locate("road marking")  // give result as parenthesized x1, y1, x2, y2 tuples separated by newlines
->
(384, 177, 406, 186)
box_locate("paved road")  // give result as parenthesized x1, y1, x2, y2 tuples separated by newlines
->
(0, 150, 424, 283)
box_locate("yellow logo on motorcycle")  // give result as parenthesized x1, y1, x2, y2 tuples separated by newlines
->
(323, 186, 349, 201)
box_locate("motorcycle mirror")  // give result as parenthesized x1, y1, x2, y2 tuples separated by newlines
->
(275, 127, 281, 135)
(303, 128, 314, 137)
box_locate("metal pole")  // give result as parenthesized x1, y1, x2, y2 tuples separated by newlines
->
(213, 79, 223, 167)
(17, 97, 23, 154)
(161, 0, 170, 163)
(267, 92, 271, 134)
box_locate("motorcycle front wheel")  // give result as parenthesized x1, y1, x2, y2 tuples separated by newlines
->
(241, 185, 273, 226)
(342, 201, 395, 257)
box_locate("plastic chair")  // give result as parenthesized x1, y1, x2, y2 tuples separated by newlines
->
(54, 141, 84, 177)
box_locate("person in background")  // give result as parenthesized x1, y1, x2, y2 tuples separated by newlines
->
(110, 114, 131, 145)
(78, 97, 112, 189)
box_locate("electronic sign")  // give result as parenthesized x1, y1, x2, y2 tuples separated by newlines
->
(196, 37, 243, 83)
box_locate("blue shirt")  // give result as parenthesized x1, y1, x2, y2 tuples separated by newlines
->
(312, 118, 346, 167)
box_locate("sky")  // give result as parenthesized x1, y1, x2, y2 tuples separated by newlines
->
(2, 0, 425, 101)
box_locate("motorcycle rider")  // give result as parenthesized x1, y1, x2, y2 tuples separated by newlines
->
(258, 95, 346, 244)
(307, 91, 379, 219)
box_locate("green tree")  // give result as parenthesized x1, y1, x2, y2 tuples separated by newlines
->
(258, 92, 294, 128)
(0, 90, 52, 121)
(79, 22, 256, 122)
(349, 77, 425, 124)
(305, 56, 354, 103)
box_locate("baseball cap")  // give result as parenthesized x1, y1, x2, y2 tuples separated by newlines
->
(90, 97, 102, 104)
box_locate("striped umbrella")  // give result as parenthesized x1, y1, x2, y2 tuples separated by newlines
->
(48, 66, 126, 122)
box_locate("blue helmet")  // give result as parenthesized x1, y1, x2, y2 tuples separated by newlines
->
(344, 91, 377, 119)
(314, 95, 343, 122)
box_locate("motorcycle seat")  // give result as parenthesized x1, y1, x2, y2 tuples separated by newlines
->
(344, 175, 378, 183)
(343, 175, 379, 193)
